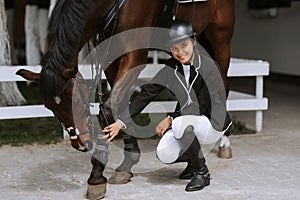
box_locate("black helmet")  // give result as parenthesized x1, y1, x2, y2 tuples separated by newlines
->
(167, 19, 196, 47)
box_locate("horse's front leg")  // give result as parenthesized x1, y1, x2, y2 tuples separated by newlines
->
(98, 99, 141, 185)
(86, 133, 109, 199)
(104, 50, 148, 116)
(101, 50, 148, 183)
(108, 132, 140, 184)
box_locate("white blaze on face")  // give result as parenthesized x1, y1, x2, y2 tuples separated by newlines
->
(54, 96, 62, 104)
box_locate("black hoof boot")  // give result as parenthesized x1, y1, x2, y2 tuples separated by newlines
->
(185, 165, 210, 192)
(179, 163, 194, 180)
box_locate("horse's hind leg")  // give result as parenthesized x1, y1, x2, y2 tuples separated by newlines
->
(86, 135, 109, 199)
(204, 0, 235, 159)
(217, 135, 232, 159)
(204, 0, 235, 93)
(203, 27, 233, 158)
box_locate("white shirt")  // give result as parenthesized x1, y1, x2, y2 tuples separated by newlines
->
(182, 64, 190, 88)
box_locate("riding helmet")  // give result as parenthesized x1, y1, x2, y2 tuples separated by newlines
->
(167, 19, 196, 47)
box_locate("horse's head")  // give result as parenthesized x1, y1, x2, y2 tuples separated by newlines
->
(16, 68, 93, 152)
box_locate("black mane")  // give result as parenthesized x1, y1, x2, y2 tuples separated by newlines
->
(40, 0, 94, 97)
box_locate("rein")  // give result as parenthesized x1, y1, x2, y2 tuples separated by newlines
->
(74, 76, 92, 128)
(88, 0, 123, 127)
(57, 78, 72, 97)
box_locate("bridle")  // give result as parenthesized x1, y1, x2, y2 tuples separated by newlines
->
(54, 75, 93, 143)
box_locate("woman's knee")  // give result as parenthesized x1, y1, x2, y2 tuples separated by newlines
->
(172, 115, 200, 139)
(156, 131, 180, 164)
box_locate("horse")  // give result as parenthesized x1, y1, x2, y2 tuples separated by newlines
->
(16, 0, 235, 199)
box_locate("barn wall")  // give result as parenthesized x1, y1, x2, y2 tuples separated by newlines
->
(231, 0, 300, 76)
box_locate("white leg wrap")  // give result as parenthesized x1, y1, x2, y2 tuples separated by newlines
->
(219, 135, 231, 147)
(38, 9, 49, 53)
(25, 5, 40, 65)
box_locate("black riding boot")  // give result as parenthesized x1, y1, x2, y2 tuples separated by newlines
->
(175, 153, 193, 179)
(186, 164, 210, 192)
(179, 162, 194, 180)
(176, 125, 211, 192)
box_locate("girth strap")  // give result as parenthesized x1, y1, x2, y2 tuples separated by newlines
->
(178, 0, 207, 3)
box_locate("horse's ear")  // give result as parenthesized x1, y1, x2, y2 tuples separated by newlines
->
(61, 68, 77, 79)
(16, 69, 40, 82)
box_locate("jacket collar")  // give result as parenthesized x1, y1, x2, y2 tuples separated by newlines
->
(173, 53, 201, 109)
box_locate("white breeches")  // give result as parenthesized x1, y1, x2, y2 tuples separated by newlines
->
(156, 115, 226, 164)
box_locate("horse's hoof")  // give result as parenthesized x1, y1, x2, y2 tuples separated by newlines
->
(86, 183, 106, 200)
(217, 146, 232, 159)
(108, 171, 133, 184)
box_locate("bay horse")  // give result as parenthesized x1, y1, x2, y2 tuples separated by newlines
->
(16, 0, 235, 199)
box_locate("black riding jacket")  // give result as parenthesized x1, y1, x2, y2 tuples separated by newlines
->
(118, 51, 231, 132)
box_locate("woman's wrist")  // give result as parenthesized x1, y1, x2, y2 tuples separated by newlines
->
(167, 115, 173, 124)
(116, 119, 126, 129)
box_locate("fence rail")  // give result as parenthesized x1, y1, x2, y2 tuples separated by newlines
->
(0, 52, 269, 132)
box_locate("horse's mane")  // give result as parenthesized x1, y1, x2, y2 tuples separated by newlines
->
(40, 0, 94, 97)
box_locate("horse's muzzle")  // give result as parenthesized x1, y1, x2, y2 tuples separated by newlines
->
(67, 128, 93, 152)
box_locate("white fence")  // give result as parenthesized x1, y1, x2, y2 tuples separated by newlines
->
(0, 51, 269, 132)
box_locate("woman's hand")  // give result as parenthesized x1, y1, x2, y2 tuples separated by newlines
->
(103, 120, 124, 142)
(155, 117, 172, 137)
